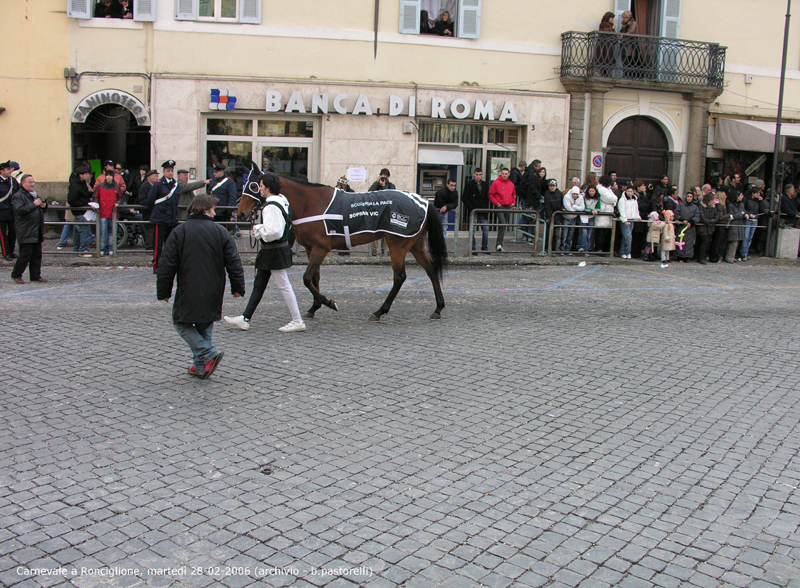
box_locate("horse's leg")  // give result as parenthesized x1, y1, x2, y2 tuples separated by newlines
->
(409, 237, 445, 320)
(369, 242, 408, 322)
(302, 247, 338, 319)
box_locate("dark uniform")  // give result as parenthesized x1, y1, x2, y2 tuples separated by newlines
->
(147, 160, 179, 271)
(0, 162, 19, 260)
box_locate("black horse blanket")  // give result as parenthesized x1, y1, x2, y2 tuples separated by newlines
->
(322, 189, 429, 242)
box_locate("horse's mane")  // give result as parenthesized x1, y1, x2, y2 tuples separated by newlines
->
(281, 176, 331, 189)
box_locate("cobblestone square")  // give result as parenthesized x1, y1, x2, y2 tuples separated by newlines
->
(2, 261, 800, 587)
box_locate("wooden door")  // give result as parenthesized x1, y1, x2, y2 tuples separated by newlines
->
(605, 116, 668, 185)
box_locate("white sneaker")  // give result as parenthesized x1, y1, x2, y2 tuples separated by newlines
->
(496, 245, 503, 252)
(224, 315, 250, 330)
(278, 320, 306, 333)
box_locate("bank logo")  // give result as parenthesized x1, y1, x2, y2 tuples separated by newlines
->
(210, 89, 237, 111)
(389, 212, 409, 228)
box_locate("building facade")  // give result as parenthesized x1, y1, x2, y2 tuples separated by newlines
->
(2, 0, 799, 199)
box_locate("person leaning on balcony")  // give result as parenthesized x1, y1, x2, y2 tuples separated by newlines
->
(596, 12, 616, 76)
(620, 11, 639, 76)
(434, 11, 454, 36)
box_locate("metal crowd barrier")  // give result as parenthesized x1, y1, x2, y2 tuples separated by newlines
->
(548, 211, 617, 258)
(43, 204, 246, 258)
(467, 208, 540, 256)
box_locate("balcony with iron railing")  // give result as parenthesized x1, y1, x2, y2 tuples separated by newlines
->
(559, 31, 726, 94)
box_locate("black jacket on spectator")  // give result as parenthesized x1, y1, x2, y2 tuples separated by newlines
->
(696, 203, 719, 237)
(727, 200, 746, 241)
(433, 19, 454, 36)
(138, 180, 155, 220)
(462, 179, 489, 212)
(156, 213, 245, 324)
(543, 188, 565, 222)
(12, 187, 46, 244)
(67, 173, 93, 212)
(520, 167, 542, 209)
(434, 186, 458, 211)
(743, 193, 761, 219)
(368, 180, 396, 191)
(781, 193, 798, 224)
(509, 168, 523, 190)
(0, 176, 19, 221)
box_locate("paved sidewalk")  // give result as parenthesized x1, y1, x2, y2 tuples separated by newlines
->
(1, 263, 800, 587)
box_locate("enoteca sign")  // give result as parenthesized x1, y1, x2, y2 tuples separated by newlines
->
(72, 90, 151, 126)
(265, 90, 518, 122)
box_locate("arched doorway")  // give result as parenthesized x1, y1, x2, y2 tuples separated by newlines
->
(605, 116, 668, 185)
(71, 103, 151, 173)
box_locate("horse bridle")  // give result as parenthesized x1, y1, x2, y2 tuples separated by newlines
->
(241, 190, 266, 249)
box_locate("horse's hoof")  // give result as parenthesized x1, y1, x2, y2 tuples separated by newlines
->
(368, 313, 380, 322)
(331, 300, 339, 312)
(430, 312, 441, 320)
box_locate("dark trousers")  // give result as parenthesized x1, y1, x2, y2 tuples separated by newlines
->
(697, 233, 711, 261)
(0, 219, 15, 257)
(243, 269, 272, 320)
(12, 243, 42, 280)
(152, 224, 174, 269)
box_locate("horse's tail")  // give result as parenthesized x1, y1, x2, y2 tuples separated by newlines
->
(426, 202, 448, 280)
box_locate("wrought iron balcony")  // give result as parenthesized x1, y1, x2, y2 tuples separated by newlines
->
(560, 31, 726, 90)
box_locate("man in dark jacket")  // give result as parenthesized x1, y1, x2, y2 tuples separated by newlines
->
(157, 193, 245, 379)
(519, 159, 542, 211)
(368, 168, 396, 191)
(0, 160, 19, 260)
(67, 166, 95, 256)
(434, 178, 458, 238)
(781, 184, 798, 226)
(148, 160, 179, 272)
(509, 161, 526, 192)
(10, 175, 47, 284)
(138, 169, 158, 249)
(207, 163, 237, 230)
(543, 179, 564, 250)
(462, 168, 489, 253)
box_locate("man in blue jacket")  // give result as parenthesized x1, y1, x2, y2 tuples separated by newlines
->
(147, 160, 179, 273)
(208, 163, 239, 237)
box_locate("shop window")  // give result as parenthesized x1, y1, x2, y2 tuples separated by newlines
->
(176, 0, 261, 23)
(487, 127, 518, 145)
(67, 0, 156, 21)
(419, 123, 483, 144)
(399, 0, 480, 39)
(257, 121, 314, 138)
(207, 118, 253, 136)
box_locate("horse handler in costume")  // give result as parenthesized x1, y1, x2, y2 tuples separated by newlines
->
(224, 172, 307, 333)
(157, 194, 245, 379)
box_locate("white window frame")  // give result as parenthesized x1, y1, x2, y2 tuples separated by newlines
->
(176, 0, 261, 23)
(197, 0, 238, 21)
(399, 0, 480, 39)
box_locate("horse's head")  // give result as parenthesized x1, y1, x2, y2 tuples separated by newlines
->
(237, 176, 265, 223)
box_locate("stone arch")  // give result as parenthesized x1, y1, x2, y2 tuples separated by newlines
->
(603, 104, 681, 153)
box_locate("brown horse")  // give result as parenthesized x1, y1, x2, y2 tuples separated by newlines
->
(237, 176, 447, 321)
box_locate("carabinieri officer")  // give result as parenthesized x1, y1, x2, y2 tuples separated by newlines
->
(147, 160, 179, 273)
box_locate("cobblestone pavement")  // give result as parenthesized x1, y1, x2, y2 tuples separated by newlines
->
(2, 261, 800, 588)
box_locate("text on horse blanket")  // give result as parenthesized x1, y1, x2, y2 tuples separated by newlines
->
(323, 189, 429, 239)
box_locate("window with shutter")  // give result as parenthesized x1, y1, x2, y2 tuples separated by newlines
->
(239, 0, 261, 24)
(134, 0, 156, 21)
(661, 0, 681, 38)
(399, 0, 421, 35)
(457, 0, 480, 39)
(175, 0, 197, 20)
(67, 0, 92, 19)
